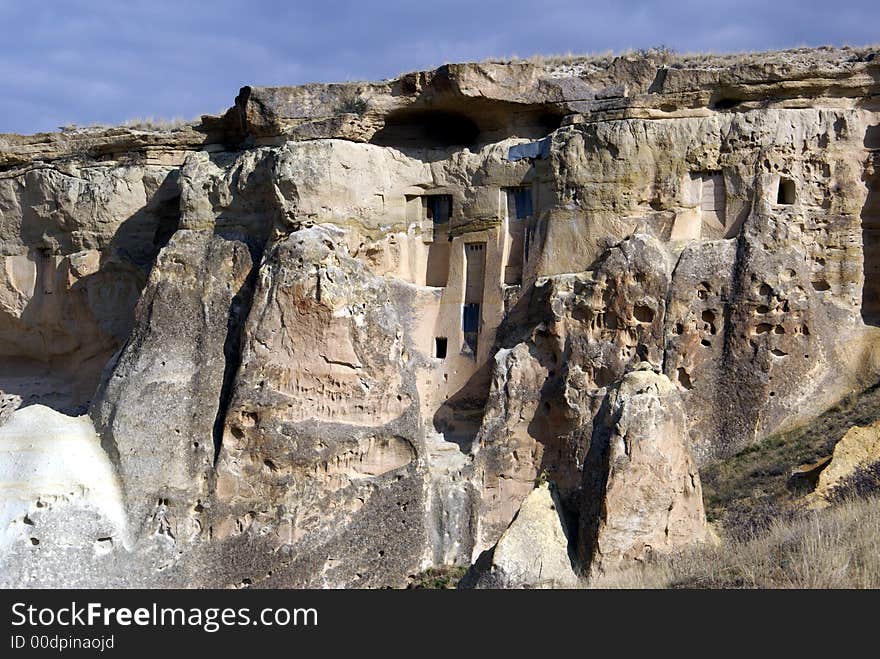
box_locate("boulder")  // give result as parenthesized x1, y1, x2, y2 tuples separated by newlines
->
(810, 421, 880, 504)
(461, 482, 579, 589)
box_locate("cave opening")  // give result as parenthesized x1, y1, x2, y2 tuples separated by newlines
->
(419, 194, 452, 287)
(463, 242, 485, 354)
(503, 186, 532, 285)
(462, 304, 480, 353)
(426, 194, 452, 224)
(506, 186, 533, 220)
(426, 239, 451, 287)
(371, 109, 480, 148)
(692, 172, 726, 231)
(777, 177, 796, 205)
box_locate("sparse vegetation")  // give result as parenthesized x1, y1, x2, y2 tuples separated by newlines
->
(476, 44, 878, 78)
(59, 123, 96, 132)
(829, 459, 880, 502)
(56, 116, 194, 133)
(592, 496, 880, 588)
(121, 116, 192, 131)
(701, 381, 880, 538)
(588, 382, 880, 589)
(407, 566, 467, 589)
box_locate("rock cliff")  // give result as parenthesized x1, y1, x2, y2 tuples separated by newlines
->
(1, 46, 878, 587)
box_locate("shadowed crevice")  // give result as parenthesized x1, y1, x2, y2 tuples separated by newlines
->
(211, 236, 267, 465)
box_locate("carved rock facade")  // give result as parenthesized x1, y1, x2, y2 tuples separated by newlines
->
(0, 47, 878, 586)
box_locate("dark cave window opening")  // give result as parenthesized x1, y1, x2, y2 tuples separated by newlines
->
(503, 187, 531, 285)
(370, 110, 481, 148)
(777, 177, 796, 205)
(505, 186, 533, 220)
(434, 337, 448, 359)
(422, 194, 452, 287)
(426, 194, 452, 225)
(463, 303, 480, 353)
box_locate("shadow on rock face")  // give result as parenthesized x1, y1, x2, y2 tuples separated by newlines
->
(0, 171, 180, 416)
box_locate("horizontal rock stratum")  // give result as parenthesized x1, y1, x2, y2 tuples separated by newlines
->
(0, 45, 878, 587)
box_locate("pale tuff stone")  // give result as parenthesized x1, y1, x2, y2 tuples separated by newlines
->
(462, 481, 578, 589)
(0, 405, 126, 554)
(0, 46, 877, 586)
(580, 371, 708, 577)
(809, 421, 880, 505)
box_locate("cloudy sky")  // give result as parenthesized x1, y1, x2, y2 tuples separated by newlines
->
(1, 0, 876, 135)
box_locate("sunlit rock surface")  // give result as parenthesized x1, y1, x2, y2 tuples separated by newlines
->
(0, 45, 878, 586)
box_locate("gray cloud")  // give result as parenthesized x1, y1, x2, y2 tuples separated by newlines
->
(0, 0, 876, 134)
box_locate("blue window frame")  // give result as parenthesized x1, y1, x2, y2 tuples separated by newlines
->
(508, 187, 533, 219)
(463, 303, 480, 353)
(427, 195, 452, 224)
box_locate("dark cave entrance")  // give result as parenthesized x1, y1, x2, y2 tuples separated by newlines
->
(371, 109, 480, 148)
(776, 176, 796, 205)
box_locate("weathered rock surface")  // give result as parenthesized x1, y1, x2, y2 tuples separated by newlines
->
(810, 420, 880, 504)
(212, 225, 429, 587)
(91, 228, 254, 541)
(461, 481, 578, 589)
(0, 162, 180, 414)
(468, 232, 673, 555)
(579, 370, 708, 577)
(0, 46, 878, 586)
(0, 405, 126, 587)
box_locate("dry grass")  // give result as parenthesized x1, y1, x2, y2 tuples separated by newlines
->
(121, 116, 193, 131)
(406, 566, 468, 589)
(477, 44, 878, 78)
(592, 495, 880, 589)
(480, 46, 659, 68)
(701, 381, 880, 538)
(590, 381, 880, 589)
(397, 44, 878, 81)
(55, 116, 194, 134)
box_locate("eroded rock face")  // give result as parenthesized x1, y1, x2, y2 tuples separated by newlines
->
(0, 46, 878, 586)
(470, 233, 673, 554)
(471, 343, 548, 553)
(808, 421, 880, 505)
(579, 370, 708, 576)
(211, 225, 429, 587)
(461, 481, 578, 589)
(90, 229, 254, 542)
(658, 109, 876, 462)
(0, 163, 180, 413)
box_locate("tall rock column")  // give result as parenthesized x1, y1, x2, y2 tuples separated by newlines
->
(90, 230, 253, 543)
(89, 150, 278, 546)
(579, 369, 708, 577)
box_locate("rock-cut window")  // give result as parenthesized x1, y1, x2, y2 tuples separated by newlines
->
(777, 177, 796, 205)
(506, 186, 533, 220)
(426, 195, 452, 224)
(463, 303, 480, 353)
